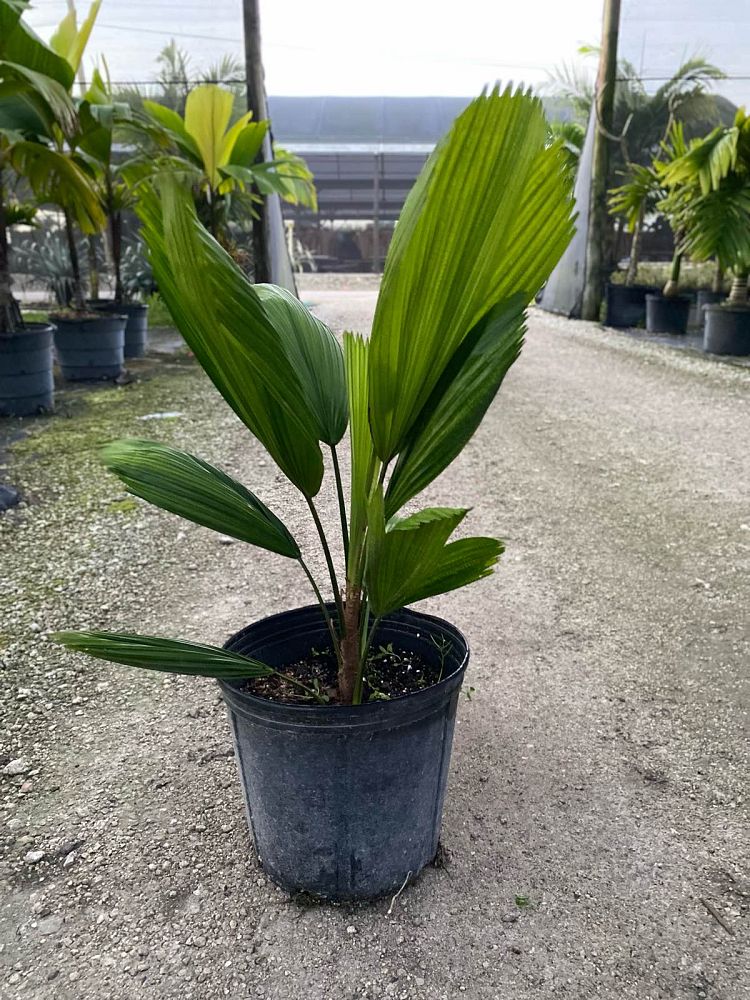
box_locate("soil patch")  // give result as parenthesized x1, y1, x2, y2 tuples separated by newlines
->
(243, 642, 441, 704)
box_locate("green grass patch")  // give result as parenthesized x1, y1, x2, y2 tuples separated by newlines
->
(610, 261, 726, 291)
(107, 497, 140, 514)
(144, 292, 174, 327)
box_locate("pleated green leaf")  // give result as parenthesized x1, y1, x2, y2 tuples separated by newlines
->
(366, 492, 470, 616)
(396, 536, 504, 606)
(102, 439, 300, 558)
(368, 87, 575, 462)
(53, 631, 272, 679)
(255, 284, 347, 446)
(227, 119, 267, 166)
(344, 332, 376, 582)
(142, 98, 201, 159)
(0, 61, 77, 137)
(137, 181, 325, 496)
(385, 294, 526, 517)
(9, 141, 104, 232)
(0, 2, 75, 91)
(49, 0, 102, 76)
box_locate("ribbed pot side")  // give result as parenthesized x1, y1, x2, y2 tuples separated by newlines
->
(220, 604, 469, 902)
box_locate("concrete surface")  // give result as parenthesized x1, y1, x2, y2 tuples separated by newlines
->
(0, 291, 748, 999)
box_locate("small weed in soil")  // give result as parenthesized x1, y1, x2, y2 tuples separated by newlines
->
(242, 637, 452, 705)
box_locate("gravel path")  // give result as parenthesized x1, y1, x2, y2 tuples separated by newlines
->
(1, 293, 748, 999)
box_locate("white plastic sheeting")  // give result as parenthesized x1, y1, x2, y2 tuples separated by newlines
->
(538, 111, 595, 318)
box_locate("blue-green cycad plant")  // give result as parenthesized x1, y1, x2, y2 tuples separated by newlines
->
(56, 89, 576, 705)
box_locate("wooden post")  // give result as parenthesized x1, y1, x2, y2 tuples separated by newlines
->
(242, 0, 271, 283)
(581, 0, 621, 321)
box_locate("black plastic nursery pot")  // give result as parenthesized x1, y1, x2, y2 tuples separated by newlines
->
(604, 283, 659, 328)
(53, 313, 126, 381)
(219, 603, 469, 902)
(0, 323, 55, 417)
(696, 289, 724, 313)
(91, 300, 148, 358)
(703, 304, 750, 356)
(645, 293, 691, 335)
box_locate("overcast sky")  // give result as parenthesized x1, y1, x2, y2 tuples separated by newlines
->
(24, 0, 748, 106)
(25, 0, 605, 95)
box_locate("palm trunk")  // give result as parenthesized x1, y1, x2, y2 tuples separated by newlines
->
(63, 208, 86, 312)
(663, 249, 682, 298)
(106, 174, 124, 304)
(712, 259, 724, 295)
(728, 269, 748, 306)
(0, 167, 22, 335)
(87, 235, 99, 300)
(111, 209, 123, 303)
(625, 208, 644, 286)
(338, 583, 361, 705)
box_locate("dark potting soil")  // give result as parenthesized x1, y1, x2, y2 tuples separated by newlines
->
(241, 641, 448, 705)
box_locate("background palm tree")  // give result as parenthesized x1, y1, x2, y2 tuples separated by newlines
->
(664, 108, 750, 304)
(0, 0, 102, 330)
(548, 47, 727, 280)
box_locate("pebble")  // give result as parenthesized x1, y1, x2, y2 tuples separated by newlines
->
(3, 758, 31, 776)
(24, 849, 45, 864)
(218, 536, 235, 545)
(346, 925, 357, 934)
(501, 912, 519, 923)
(38, 914, 64, 935)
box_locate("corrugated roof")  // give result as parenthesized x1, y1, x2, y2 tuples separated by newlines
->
(267, 96, 472, 146)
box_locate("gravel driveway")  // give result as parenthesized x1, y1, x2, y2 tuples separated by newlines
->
(1, 290, 748, 999)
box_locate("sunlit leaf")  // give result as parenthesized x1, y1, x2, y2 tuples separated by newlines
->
(227, 119, 267, 166)
(49, 0, 102, 75)
(183, 83, 234, 188)
(368, 88, 575, 462)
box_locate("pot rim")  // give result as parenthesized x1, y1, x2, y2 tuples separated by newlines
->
(220, 603, 469, 730)
(51, 313, 128, 324)
(645, 293, 691, 304)
(703, 302, 750, 314)
(0, 321, 55, 339)
(89, 299, 148, 312)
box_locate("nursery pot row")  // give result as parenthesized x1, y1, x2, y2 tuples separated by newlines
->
(703, 304, 750, 356)
(90, 300, 149, 358)
(645, 293, 691, 335)
(0, 323, 55, 417)
(53, 313, 126, 381)
(220, 603, 469, 902)
(604, 283, 660, 328)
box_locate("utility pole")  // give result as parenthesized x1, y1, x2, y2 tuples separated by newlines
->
(242, 0, 271, 283)
(581, 0, 621, 321)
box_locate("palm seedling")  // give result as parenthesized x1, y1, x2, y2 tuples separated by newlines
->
(55, 88, 576, 706)
(132, 83, 316, 246)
